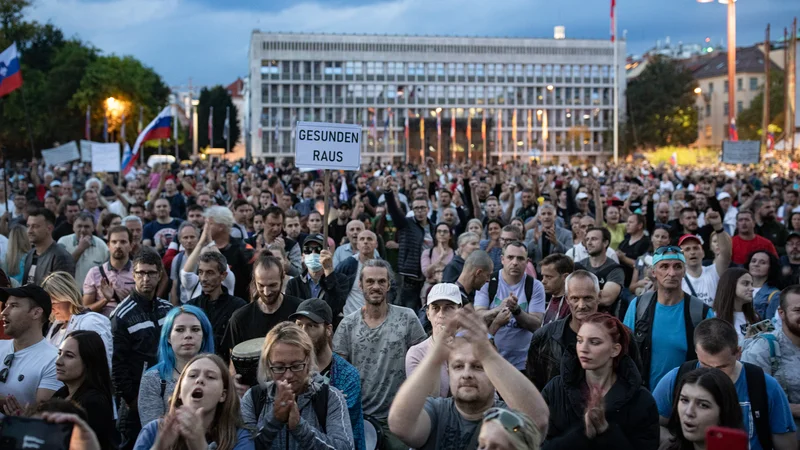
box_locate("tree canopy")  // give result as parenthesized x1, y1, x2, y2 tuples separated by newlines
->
(198, 85, 240, 151)
(625, 55, 699, 150)
(0, 0, 169, 159)
(736, 70, 786, 142)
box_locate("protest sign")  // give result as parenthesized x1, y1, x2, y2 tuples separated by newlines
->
(721, 141, 760, 165)
(41, 142, 80, 167)
(90, 143, 121, 172)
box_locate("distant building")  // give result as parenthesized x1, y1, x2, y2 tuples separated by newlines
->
(248, 31, 627, 164)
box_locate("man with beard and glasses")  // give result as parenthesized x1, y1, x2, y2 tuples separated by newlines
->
(780, 233, 800, 284)
(732, 210, 778, 266)
(743, 285, 800, 436)
(292, 298, 366, 450)
(221, 253, 302, 364)
(0, 285, 61, 416)
(333, 259, 426, 450)
(111, 249, 173, 450)
(755, 197, 789, 256)
(526, 270, 602, 390)
(82, 227, 136, 317)
(388, 306, 549, 450)
(187, 251, 246, 354)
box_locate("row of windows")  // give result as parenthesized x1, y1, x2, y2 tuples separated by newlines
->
(261, 60, 614, 79)
(706, 76, 761, 94)
(258, 39, 613, 57)
(701, 101, 746, 118)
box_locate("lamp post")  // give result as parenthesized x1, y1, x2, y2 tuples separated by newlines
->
(698, 0, 736, 139)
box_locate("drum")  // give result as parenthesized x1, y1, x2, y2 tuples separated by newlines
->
(363, 415, 385, 450)
(231, 337, 264, 387)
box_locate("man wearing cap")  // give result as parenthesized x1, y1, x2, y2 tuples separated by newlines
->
(575, 191, 593, 218)
(292, 298, 366, 450)
(286, 234, 348, 320)
(0, 284, 61, 415)
(624, 246, 714, 389)
(717, 192, 738, 235)
(680, 210, 731, 307)
(780, 232, 800, 284)
(406, 284, 463, 398)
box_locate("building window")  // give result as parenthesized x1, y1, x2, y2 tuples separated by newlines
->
(737, 78, 743, 91)
(705, 125, 712, 139)
(708, 82, 714, 94)
(724, 80, 728, 93)
(750, 77, 759, 90)
(705, 104, 711, 117)
(737, 101, 743, 113)
(723, 102, 729, 116)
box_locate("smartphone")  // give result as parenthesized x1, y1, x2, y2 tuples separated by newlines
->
(745, 319, 773, 336)
(706, 426, 748, 450)
(0, 416, 73, 450)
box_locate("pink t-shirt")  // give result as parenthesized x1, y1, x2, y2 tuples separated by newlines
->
(405, 336, 450, 398)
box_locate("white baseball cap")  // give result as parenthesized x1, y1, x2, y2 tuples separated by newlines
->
(717, 192, 731, 201)
(575, 192, 590, 201)
(426, 283, 462, 306)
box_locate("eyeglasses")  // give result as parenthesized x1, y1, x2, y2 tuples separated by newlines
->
(0, 354, 15, 383)
(483, 408, 530, 445)
(134, 270, 159, 279)
(412, 206, 428, 211)
(302, 247, 322, 255)
(436, 229, 450, 234)
(654, 246, 683, 255)
(269, 363, 307, 374)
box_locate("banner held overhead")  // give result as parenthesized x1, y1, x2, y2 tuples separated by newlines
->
(295, 121, 361, 171)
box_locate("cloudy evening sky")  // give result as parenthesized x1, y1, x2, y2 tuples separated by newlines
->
(24, 0, 800, 87)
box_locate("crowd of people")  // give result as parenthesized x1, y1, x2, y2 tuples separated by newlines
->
(0, 155, 798, 450)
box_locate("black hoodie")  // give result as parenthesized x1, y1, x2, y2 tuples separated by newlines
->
(541, 354, 659, 450)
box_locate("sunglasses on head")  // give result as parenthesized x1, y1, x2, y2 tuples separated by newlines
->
(483, 408, 531, 445)
(0, 353, 15, 383)
(654, 245, 683, 255)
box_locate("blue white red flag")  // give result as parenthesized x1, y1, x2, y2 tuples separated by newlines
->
(767, 132, 775, 150)
(729, 118, 738, 141)
(0, 43, 23, 98)
(123, 106, 172, 174)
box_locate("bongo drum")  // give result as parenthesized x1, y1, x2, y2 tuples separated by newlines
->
(231, 337, 264, 387)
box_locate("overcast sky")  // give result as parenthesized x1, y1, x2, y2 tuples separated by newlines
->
(25, 0, 800, 87)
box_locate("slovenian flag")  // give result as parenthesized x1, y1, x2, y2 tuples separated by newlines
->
(729, 118, 738, 141)
(0, 43, 23, 98)
(767, 132, 775, 150)
(123, 106, 172, 174)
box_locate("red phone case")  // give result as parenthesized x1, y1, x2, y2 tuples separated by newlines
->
(706, 426, 748, 450)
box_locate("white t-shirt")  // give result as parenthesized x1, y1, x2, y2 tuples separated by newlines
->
(180, 268, 236, 303)
(733, 311, 748, 345)
(0, 339, 62, 414)
(682, 265, 720, 307)
(566, 244, 620, 264)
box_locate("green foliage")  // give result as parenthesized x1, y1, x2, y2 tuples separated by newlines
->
(626, 55, 700, 149)
(0, 0, 169, 159)
(736, 70, 785, 141)
(198, 85, 240, 151)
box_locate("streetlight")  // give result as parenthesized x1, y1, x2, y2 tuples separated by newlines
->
(698, 0, 736, 139)
(694, 87, 703, 94)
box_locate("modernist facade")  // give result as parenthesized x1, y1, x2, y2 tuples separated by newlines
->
(248, 32, 626, 164)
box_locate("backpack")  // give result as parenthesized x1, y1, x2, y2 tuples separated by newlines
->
(674, 360, 772, 450)
(251, 383, 329, 433)
(743, 332, 786, 391)
(488, 271, 534, 307)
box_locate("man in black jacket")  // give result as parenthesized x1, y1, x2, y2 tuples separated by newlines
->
(111, 249, 173, 450)
(442, 232, 480, 283)
(526, 270, 601, 390)
(286, 233, 348, 321)
(383, 176, 433, 312)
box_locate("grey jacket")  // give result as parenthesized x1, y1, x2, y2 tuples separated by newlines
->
(525, 225, 573, 265)
(23, 241, 76, 285)
(241, 375, 354, 450)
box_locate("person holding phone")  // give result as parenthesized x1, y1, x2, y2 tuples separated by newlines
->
(51, 330, 116, 449)
(661, 367, 744, 450)
(133, 354, 254, 450)
(541, 312, 659, 449)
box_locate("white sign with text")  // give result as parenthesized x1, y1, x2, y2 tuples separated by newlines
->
(90, 143, 121, 172)
(294, 121, 361, 171)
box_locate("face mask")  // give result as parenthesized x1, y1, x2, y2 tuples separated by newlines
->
(304, 253, 323, 272)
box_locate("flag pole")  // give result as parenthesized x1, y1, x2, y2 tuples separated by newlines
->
(20, 86, 36, 159)
(763, 24, 771, 153)
(226, 106, 231, 154)
(612, 0, 619, 164)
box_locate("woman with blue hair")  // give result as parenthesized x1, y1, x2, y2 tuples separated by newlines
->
(137, 305, 215, 427)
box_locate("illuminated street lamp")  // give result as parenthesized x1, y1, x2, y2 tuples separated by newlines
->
(694, 87, 703, 94)
(698, 0, 736, 139)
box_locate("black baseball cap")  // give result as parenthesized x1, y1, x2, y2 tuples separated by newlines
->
(788, 231, 800, 241)
(304, 234, 325, 247)
(289, 298, 333, 324)
(0, 284, 52, 318)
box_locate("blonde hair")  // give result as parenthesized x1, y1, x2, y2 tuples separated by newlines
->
(5, 225, 29, 277)
(167, 354, 242, 450)
(484, 409, 542, 450)
(257, 322, 318, 385)
(41, 271, 84, 316)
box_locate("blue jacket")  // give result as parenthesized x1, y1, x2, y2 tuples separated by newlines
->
(329, 353, 366, 450)
(757, 284, 782, 320)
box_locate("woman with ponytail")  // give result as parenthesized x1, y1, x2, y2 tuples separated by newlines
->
(541, 312, 659, 449)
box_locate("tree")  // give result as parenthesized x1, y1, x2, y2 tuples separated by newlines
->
(625, 55, 699, 149)
(198, 85, 240, 151)
(737, 70, 786, 141)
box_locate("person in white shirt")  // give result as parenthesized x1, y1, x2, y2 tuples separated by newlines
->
(0, 284, 62, 415)
(566, 215, 619, 263)
(679, 213, 731, 307)
(57, 212, 109, 291)
(717, 192, 738, 236)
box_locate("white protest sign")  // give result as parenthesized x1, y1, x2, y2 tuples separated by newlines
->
(79, 140, 98, 162)
(90, 143, 121, 172)
(295, 121, 361, 171)
(721, 140, 760, 165)
(41, 141, 80, 167)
